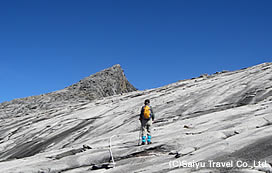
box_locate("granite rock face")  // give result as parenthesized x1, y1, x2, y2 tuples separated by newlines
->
(1, 63, 272, 173)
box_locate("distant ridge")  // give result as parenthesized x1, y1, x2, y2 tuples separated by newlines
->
(0, 64, 137, 118)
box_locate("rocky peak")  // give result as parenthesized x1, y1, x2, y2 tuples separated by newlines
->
(66, 64, 137, 99)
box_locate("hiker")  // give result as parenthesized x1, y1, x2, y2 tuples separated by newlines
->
(139, 99, 155, 145)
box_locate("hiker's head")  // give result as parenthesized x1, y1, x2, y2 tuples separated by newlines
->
(144, 99, 150, 105)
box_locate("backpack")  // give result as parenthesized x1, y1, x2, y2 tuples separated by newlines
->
(143, 105, 151, 119)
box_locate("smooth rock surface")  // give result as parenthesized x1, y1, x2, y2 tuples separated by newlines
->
(1, 63, 272, 173)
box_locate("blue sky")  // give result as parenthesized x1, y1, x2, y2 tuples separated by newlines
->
(0, 0, 271, 103)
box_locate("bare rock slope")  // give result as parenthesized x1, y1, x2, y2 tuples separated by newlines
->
(1, 63, 272, 173)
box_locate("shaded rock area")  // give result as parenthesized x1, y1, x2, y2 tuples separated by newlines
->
(1, 63, 272, 173)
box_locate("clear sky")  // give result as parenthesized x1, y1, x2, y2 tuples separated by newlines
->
(0, 0, 271, 103)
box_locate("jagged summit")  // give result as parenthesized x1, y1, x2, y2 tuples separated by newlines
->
(0, 64, 137, 118)
(64, 64, 137, 100)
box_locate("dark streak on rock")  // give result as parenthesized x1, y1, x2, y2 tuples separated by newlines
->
(115, 144, 168, 161)
(50, 146, 91, 160)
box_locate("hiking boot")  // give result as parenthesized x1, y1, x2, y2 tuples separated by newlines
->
(141, 136, 146, 145)
(147, 135, 152, 144)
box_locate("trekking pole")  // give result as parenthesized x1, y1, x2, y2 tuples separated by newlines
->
(138, 129, 141, 146)
(138, 120, 142, 146)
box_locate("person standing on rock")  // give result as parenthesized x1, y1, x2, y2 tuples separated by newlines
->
(139, 99, 155, 145)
